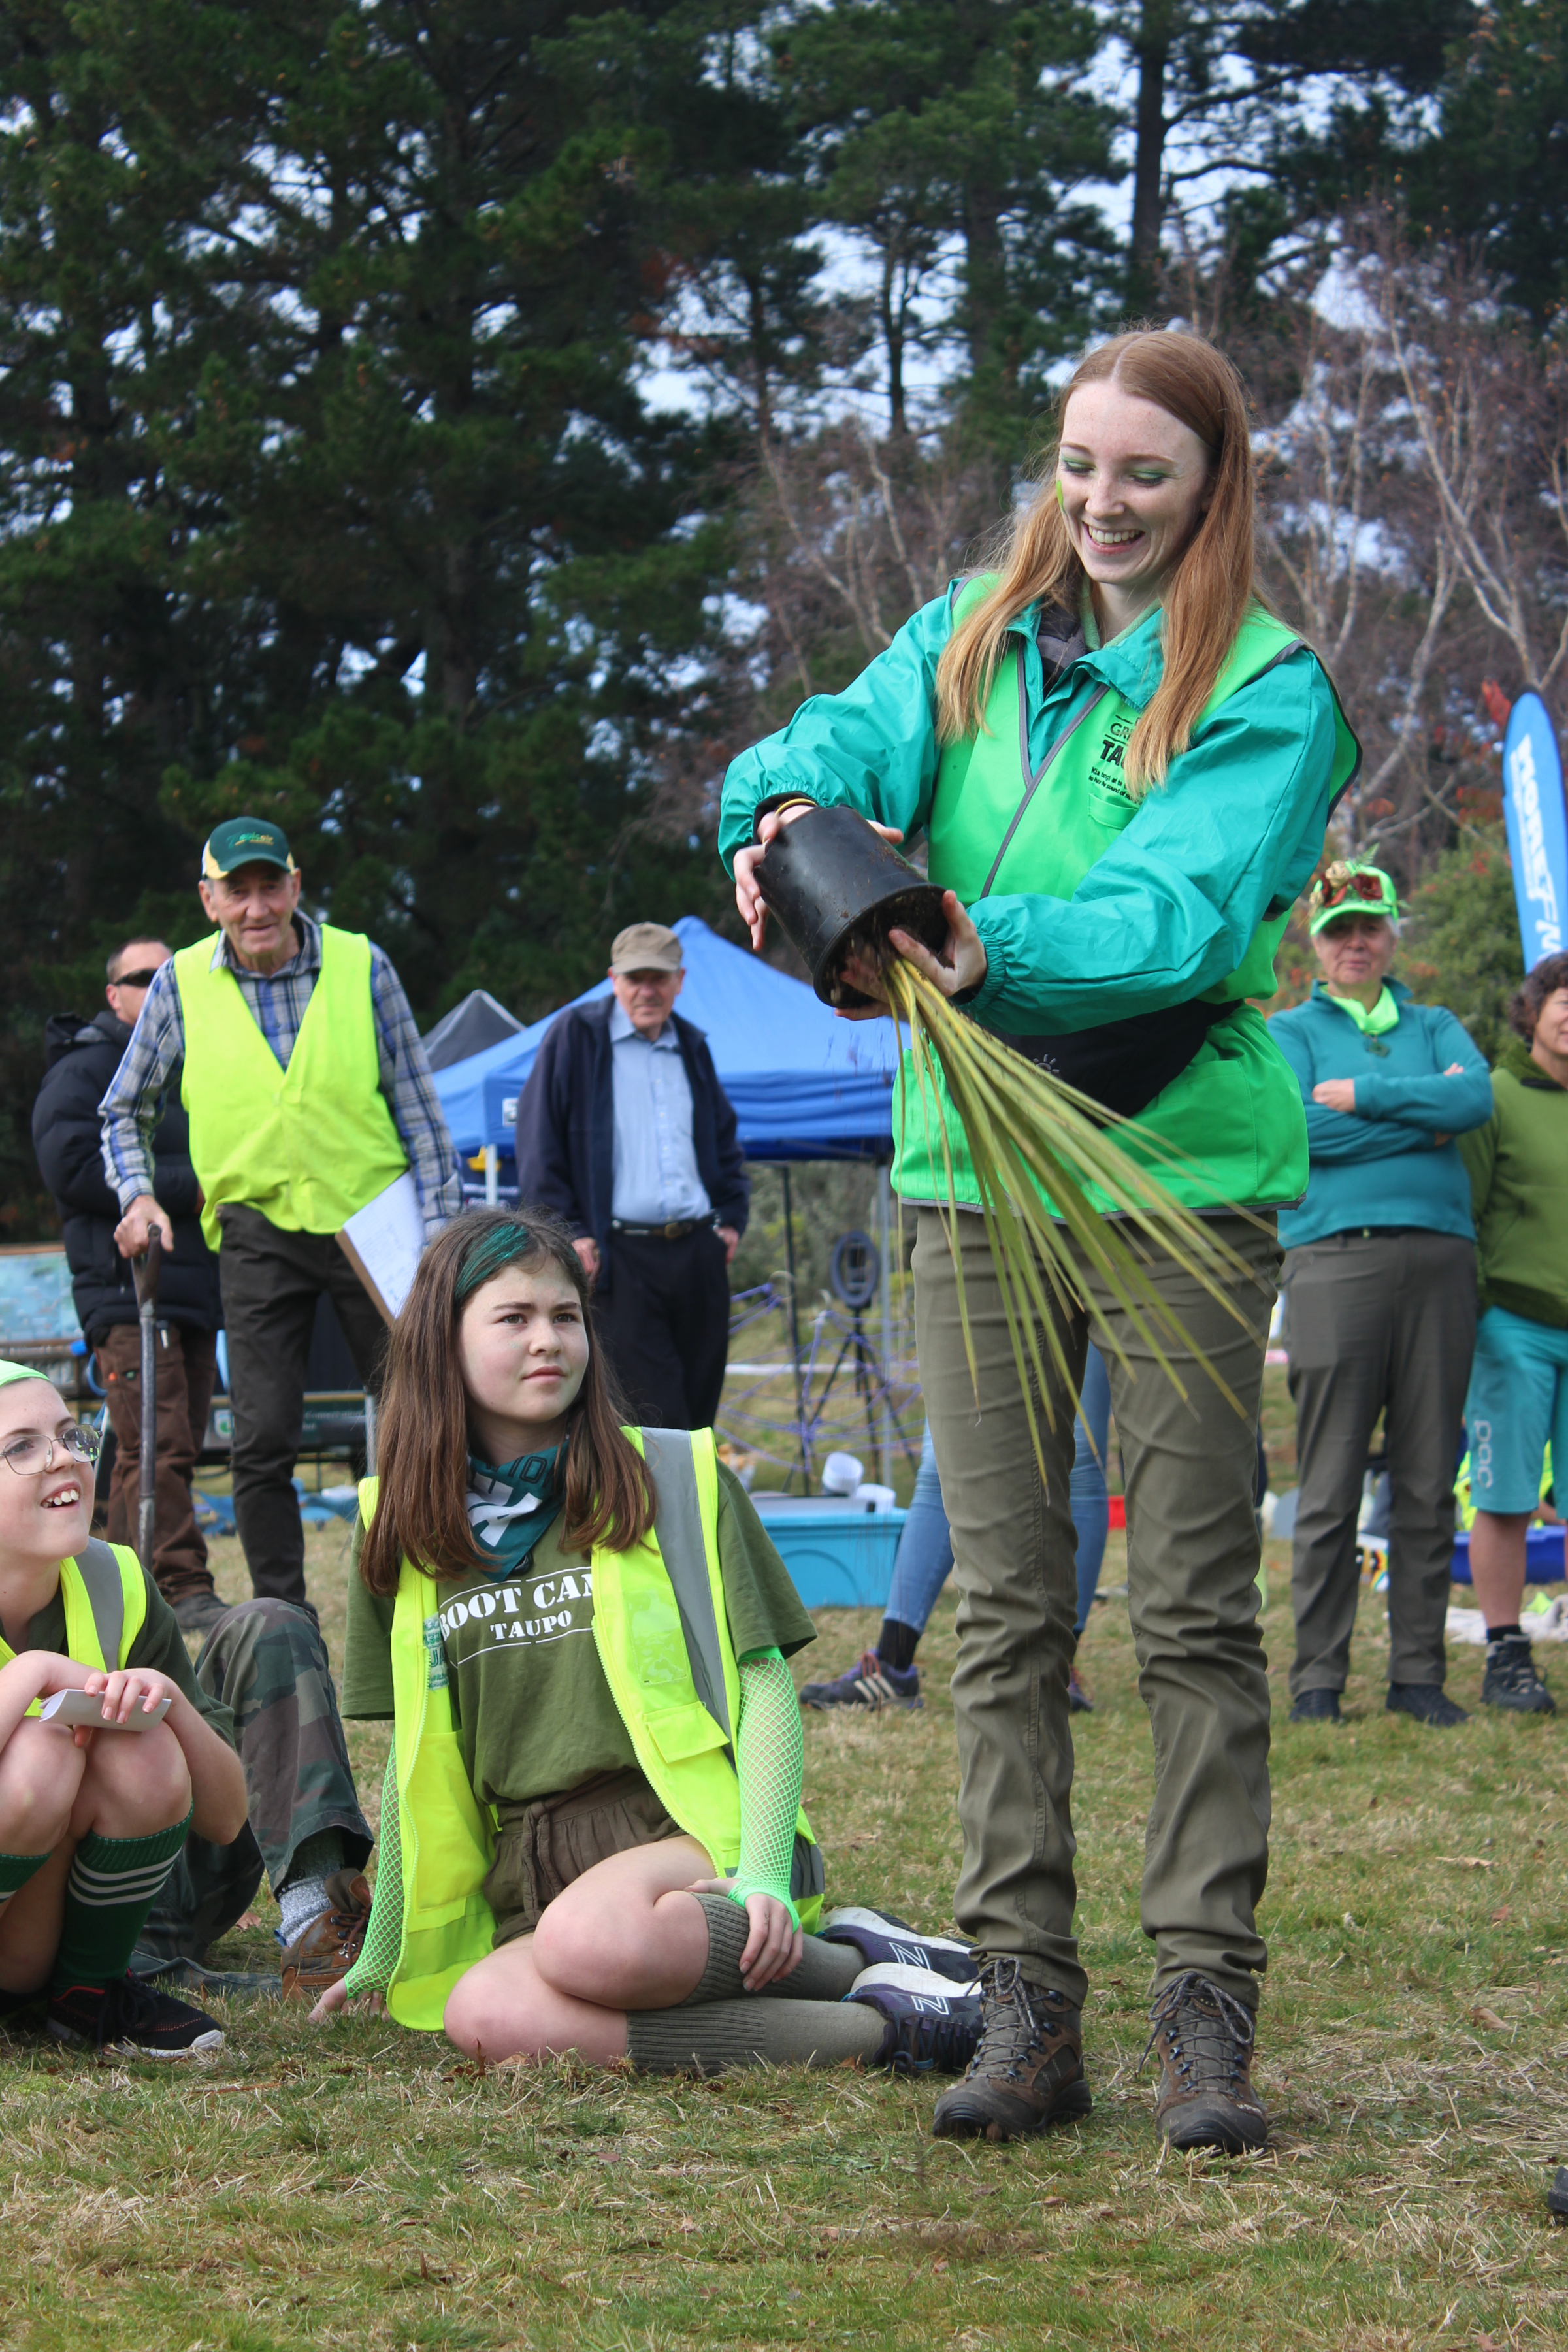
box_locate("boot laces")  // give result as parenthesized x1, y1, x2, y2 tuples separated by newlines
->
(972, 1956, 1068, 2082)
(1140, 1972, 1254, 2087)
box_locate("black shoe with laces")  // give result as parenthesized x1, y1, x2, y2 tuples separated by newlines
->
(48, 1970, 223, 2057)
(1481, 1634, 1556, 1715)
(1386, 1682, 1469, 1727)
(930, 1957, 1092, 2141)
(1143, 1973, 1267, 2154)
(1288, 1688, 1341, 1724)
(849, 1967, 985, 2076)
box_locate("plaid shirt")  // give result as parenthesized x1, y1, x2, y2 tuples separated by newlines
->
(99, 913, 460, 1226)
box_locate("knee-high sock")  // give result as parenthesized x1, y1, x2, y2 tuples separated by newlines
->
(627, 1997, 885, 2074)
(0, 1850, 50, 1904)
(49, 1811, 192, 1994)
(673, 1891, 862, 2007)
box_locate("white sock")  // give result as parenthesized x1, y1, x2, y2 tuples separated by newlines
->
(276, 1874, 331, 1947)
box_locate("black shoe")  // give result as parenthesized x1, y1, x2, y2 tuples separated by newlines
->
(1548, 2166, 1568, 2223)
(849, 1967, 985, 2076)
(1481, 1634, 1556, 1715)
(1288, 1688, 1341, 1724)
(1068, 1664, 1093, 1714)
(930, 1957, 1092, 2142)
(48, 1971, 224, 2057)
(172, 1588, 231, 1637)
(798, 1650, 923, 1711)
(1143, 1973, 1267, 2154)
(1386, 1682, 1469, 1727)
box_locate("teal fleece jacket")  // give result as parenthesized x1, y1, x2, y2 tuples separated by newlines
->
(1270, 980, 1493, 1247)
(719, 589, 1341, 1037)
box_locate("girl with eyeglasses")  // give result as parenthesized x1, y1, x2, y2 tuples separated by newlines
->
(0, 1362, 248, 2055)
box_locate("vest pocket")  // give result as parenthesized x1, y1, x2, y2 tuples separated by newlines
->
(404, 1729, 494, 1920)
(1087, 777, 1138, 832)
(642, 1699, 731, 1766)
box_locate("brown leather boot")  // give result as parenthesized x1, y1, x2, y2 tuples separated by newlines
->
(280, 1870, 372, 2001)
(930, 1957, 1092, 2141)
(1143, 1973, 1267, 2153)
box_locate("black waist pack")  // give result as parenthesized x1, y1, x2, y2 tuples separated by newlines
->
(1003, 997, 1234, 1120)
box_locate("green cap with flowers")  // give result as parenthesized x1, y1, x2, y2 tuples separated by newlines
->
(1307, 860, 1401, 937)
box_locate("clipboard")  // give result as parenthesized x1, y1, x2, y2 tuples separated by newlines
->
(336, 1171, 426, 1325)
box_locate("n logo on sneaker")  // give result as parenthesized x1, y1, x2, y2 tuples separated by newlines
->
(890, 1940, 927, 1968)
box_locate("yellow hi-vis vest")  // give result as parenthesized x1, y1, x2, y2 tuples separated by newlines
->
(362, 1427, 825, 2032)
(0, 1541, 148, 1706)
(174, 924, 410, 1250)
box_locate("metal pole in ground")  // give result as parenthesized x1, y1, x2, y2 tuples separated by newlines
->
(875, 1160, 896, 1490)
(131, 1230, 163, 1578)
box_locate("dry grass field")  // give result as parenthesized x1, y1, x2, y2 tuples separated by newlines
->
(3, 1499, 1567, 2349)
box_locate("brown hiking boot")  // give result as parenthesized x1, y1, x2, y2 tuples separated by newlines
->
(1143, 1973, 1267, 2154)
(930, 1957, 1092, 2141)
(280, 1870, 372, 2001)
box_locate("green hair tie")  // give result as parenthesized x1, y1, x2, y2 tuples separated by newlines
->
(0, 1360, 52, 1390)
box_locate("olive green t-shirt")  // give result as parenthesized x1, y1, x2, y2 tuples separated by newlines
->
(22, 1563, 236, 1748)
(340, 1465, 815, 1812)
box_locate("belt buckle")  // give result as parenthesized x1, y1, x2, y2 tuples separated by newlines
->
(664, 1220, 681, 1239)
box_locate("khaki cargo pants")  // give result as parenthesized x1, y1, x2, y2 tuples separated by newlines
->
(913, 1207, 1281, 2013)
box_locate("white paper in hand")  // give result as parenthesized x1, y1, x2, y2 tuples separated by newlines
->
(337, 1170, 426, 1323)
(40, 1688, 172, 1731)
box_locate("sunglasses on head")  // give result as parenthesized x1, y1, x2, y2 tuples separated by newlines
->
(111, 968, 163, 989)
(1317, 872, 1386, 911)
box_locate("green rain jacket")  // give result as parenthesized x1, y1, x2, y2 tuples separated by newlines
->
(720, 586, 1358, 1213)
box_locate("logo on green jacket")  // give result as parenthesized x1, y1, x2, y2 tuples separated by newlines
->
(1088, 710, 1137, 806)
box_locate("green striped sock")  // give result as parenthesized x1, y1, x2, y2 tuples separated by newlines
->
(48, 1811, 192, 1995)
(0, 1850, 50, 1903)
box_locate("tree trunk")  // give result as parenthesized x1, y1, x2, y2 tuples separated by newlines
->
(1128, 1, 1174, 312)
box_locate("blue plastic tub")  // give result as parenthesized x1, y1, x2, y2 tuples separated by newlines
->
(1450, 1527, 1566, 1586)
(753, 1503, 906, 1611)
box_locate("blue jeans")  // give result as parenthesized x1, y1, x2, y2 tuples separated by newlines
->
(885, 1351, 1112, 1642)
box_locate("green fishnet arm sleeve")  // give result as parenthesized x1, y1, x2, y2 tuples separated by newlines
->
(343, 1744, 404, 1997)
(727, 1648, 804, 1929)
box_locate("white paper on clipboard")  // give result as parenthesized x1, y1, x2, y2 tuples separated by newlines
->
(336, 1171, 425, 1324)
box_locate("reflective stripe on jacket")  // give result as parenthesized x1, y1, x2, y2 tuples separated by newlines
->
(362, 1427, 823, 2033)
(0, 1541, 148, 1703)
(174, 924, 409, 1250)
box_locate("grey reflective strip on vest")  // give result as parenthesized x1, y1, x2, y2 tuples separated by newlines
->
(69, 1539, 127, 1667)
(642, 1429, 732, 1741)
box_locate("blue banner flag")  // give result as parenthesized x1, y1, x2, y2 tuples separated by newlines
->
(1502, 691, 1568, 966)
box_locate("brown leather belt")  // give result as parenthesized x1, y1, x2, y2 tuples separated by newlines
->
(610, 1218, 704, 1241)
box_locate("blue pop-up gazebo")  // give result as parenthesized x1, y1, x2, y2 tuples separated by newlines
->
(431, 916, 902, 1162)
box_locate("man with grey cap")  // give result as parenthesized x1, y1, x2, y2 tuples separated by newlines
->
(514, 921, 748, 1428)
(99, 816, 459, 1609)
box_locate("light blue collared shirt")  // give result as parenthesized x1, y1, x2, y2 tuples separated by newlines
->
(608, 1000, 712, 1224)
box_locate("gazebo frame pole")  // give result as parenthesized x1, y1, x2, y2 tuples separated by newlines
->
(875, 1158, 896, 1490)
(781, 1164, 809, 1492)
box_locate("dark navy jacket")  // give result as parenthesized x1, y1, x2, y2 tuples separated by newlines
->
(513, 998, 749, 1296)
(32, 1011, 222, 1345)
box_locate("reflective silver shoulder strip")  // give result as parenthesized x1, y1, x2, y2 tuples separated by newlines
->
(641, 1428, 732, 1740)
(69, 1538, 127, 1669)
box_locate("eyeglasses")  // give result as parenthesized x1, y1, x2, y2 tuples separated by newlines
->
(1316, 871, 1387, 911)
(0, 1424, 101, 1477)
(110, 968, 163, 989)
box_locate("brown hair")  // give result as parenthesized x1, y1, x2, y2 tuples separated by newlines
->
(357, 1208, 656, 1597)
(1508, 951, 1568, 1044)
(935, 329, 1262, 792)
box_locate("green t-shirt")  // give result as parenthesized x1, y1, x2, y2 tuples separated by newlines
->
(340, 1463, 815, 1812)
(23, 1566, 237, 1748)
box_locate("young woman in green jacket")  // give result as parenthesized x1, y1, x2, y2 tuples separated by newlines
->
(722, 331, 1359, 2157)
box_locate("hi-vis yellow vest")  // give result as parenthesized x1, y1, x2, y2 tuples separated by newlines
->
(174, 924, 410, 1250)
(0, 1541, 147, 1708)
(363, 1428, 824, 2031)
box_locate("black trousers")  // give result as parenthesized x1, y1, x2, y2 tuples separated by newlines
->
(218, 1205, 389, 1606)
(596, 1226, 730, 1429)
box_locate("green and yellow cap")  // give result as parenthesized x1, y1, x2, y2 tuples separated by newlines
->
(201, 816, 296, 880)
(1307, 860, 1401, 937)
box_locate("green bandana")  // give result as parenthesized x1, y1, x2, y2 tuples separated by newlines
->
(0, 1360, 50, 1390)
(465, 1446, 564, 1576)
(1326, 986, 1399, 1037)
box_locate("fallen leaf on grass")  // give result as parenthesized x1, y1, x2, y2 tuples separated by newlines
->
(1472, 2008, 1508, 2031)
(1436, 1855, 1493, 1870)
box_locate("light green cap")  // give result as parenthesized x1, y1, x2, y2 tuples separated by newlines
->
(0, 1361, 50, 1390)
(1307, 860, 1402, 937)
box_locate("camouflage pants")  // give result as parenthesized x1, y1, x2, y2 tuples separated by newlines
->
(133, 1599, 372, 1967)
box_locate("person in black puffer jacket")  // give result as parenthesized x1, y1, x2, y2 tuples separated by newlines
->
(31, 938, 226, 1632)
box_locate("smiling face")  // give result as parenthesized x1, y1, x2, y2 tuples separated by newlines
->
(197, 861, 303, 974)
(0, 1382, 95, 1572)
(1315, 912, 1396, 1000)
(1056, 378, 1214, 632)
(457, 1261, 591, 1464)
(1533, 985, 1568, 1064)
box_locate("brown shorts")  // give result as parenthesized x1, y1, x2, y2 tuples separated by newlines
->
(483, 1768, 691, 1947)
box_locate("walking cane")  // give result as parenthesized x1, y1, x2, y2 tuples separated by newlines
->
(131, 1229, 163, 1577)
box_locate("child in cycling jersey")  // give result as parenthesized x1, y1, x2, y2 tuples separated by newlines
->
(313, 1207, 978, 2076)
(0, 1360, 247, 2056)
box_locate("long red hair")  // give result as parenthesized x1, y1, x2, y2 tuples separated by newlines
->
(936, 331, 1262, 791)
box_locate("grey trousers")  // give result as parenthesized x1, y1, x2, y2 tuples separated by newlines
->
(913, 1206, 1281, 2014)
(1285, 1229, 1477, 1697)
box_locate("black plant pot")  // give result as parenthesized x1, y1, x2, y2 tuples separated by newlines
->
(754, 805, 948, 1009)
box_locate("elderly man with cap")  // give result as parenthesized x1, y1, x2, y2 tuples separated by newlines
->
(99, 817, 459, 1610)
(1270, 860, 1493, 1728)
(514, 921, 749, 1428)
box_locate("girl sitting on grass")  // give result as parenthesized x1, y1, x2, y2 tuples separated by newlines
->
(312, 1207, 978, 2075)
(0, 1361, 248, 2055)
